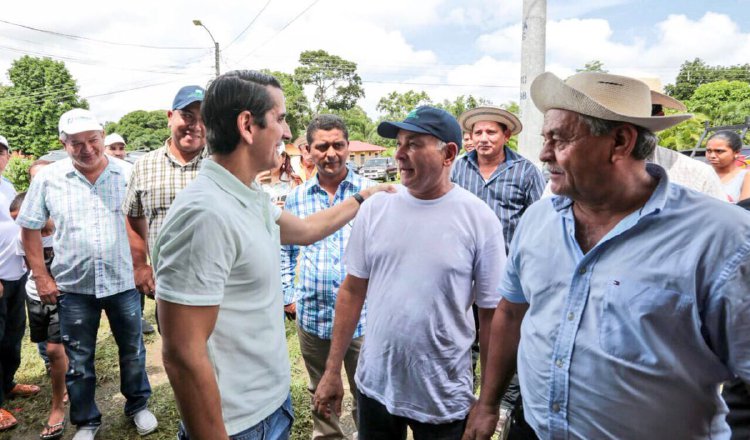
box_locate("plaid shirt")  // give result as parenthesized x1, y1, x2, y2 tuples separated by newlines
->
(281, 170, 375, 340)
(451, 147, 545, 252)
(122, 140, 207, 249)
(17, 158, 134, 297)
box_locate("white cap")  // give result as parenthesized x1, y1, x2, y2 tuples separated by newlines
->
(59, 109, 103, 137)
(0, 135, 9, 151)
(105, 133, 126, 146)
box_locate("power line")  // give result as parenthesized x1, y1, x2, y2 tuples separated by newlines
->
(0, 19, 208, 50)
(224, 0, 273, 50)
(232, 0, 322, 66)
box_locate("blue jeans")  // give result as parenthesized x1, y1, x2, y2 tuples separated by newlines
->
(58, 289, 151, 427)
(177, 394, 293, 440)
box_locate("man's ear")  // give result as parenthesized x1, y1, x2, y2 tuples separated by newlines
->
(444, 142, 459, 165)
(610, 124, 639, 163)
(237, 110, 254, 145)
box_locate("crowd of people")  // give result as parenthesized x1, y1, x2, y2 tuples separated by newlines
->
(0, 68, 747, 440)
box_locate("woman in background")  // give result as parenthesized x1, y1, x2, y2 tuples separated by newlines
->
(706, 130, 750, 203)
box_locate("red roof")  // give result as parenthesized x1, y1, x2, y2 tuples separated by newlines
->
(349, 140, 386, 153)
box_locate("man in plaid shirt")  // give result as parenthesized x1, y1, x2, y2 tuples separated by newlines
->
(281, 114, 375, 439)
(123, 85, 207, 333)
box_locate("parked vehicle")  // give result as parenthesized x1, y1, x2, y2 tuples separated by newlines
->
(680, 117, 750, 166)
(347, 161, 361, 174)
(360, 157, 397, 181)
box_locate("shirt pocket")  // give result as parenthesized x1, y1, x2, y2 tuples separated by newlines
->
(599, 280, 694, 367)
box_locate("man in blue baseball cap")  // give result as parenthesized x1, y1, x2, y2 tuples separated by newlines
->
(123, 85, 207, 335)
(313, 106, 507, 439)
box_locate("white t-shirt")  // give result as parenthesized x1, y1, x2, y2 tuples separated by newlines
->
(16, 234, 54, 301)
(153, 159, 288, 436)
(346, 184, 506, 423)
(0, 177, 26, 280)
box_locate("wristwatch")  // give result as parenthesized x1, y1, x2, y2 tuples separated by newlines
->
(352, 192, 365, 205)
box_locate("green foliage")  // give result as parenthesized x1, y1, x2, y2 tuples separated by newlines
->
(576, 60, 608, 73)
(107, 110, 169, 150)
(4, 155, 32, 192)
(262, 70, 312, 139)
(686, 80, 750, 126)
(665, 58, 750, 101)
(0, 56, 88, 157)
(657, 112, 710, 151)
(376, 90, 432, 121)
(294, 50, 365, 112)
(435, 95, 492, 119)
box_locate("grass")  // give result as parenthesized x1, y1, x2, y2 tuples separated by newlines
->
(0, 301, 317, 440)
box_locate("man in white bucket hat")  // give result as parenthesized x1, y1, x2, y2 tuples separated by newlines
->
(463, 72, 750, 440)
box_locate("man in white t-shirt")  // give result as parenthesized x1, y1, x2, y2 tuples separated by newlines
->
(313, 106, 507, 439)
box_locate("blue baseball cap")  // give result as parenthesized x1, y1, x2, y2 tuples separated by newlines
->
(377, 106, 463, 150)
(172, 85, 205, 110)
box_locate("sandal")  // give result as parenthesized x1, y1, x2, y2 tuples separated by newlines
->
(0, 408, 18, 431)
(40, 417, 66, 440)
(9, 383, 41, 398)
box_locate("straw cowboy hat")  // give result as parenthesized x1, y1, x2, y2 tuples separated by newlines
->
(459, 106, 522, 135)
(530, 72, 692, 132)
(639, 77, 687, 112)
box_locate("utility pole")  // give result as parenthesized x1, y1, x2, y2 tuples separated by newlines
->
(518, 0, 547, 165)
(193, 20, 220, 77)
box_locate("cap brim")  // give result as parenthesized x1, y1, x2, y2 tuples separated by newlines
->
(459, 107, 522, 135)
(650, 91, 687, 112)
(530, 72, 691, 132)
(173, 99, 202, 110)
(61, 123, 103, 136)
(377, 121, 434, 139)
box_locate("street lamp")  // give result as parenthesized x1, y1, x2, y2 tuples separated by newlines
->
(193, 19, 220, 77)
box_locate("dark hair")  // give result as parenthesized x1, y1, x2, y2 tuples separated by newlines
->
(708, 130, 743, 152)
(10, 191, 25, 213)
(577, 114, 657, 160)
(306, 114, 349, 145)
(201, 70, 282, 155)
(29, 159, 52, 179)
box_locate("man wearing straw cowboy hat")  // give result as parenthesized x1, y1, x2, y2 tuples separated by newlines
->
(462, 72, 750, 440)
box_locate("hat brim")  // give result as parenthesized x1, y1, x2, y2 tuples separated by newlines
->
(650, 91, 687, 112)
(531, 72, 691, 132)
(459, 107, 522, 135)
(377, 121, 434, 139)
(173, 99, 203, 111)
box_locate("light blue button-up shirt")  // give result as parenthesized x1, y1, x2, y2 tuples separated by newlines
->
(501, 164, 750, 439)
(17, 158, 134, 298)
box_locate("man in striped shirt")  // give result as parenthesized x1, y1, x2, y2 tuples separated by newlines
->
(123, 85, 207, 333)
(281, 114, 375, 439)
(451, 106, 544, 438)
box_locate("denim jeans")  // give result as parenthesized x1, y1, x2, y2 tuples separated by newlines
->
(177, 394, 293, 440)
(0, 274, 28, 408)
(357, 389, 466, 440)
(58, 289, 151, 426)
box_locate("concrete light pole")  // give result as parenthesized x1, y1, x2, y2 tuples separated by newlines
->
(193, 19, 220, 77)
(518, 0, 547, 166)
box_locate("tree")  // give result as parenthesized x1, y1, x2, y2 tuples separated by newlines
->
(262, 70, 311, 139)
(576, 60, 608, 73)
(657, 113, 710, 151)
(686, 80, 750, 126)
(435, 95, 492, 119)
(376, 90, 432, 121)
(294, 50, 365, 112)
(106, 110, 169, 150)
(0, 56, 88, 157)
(665, 58, 750, 101)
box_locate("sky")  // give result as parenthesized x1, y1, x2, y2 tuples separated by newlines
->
(0, 0, 748, 129)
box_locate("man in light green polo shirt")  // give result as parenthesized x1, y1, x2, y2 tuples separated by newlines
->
(153, 70, 389, 440)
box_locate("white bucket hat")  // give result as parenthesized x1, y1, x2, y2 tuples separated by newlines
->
(530, 72, 692, 132)
(104, 133, 126, 146)
(459, 106, 523, 135)
(59, 109, 103, 136)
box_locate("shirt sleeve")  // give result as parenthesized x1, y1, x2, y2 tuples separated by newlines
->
(154, 207, 235, 306)
(280, 192, 300, 305)
(16, 176, 49, 230)
(474, 227, 507, 308)
(343, 198, 371, 279)
(122, 163, 144, 217)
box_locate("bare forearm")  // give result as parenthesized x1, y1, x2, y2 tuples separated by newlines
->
(325, 284, 366, 373)
(477, 307, 495, 379)
(21, 228, 49, 278)
(126, 216, 150, 266)
(163, 344, 227, 439)
(478, 300, 527, 407)
(295, 197, 361, 246)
